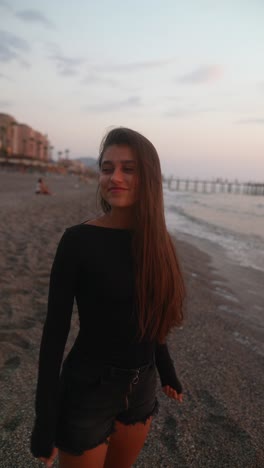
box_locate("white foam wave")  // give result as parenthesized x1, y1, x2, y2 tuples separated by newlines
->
(163, 186, 264, 272)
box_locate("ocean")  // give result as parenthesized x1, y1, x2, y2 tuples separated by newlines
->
(163, 186, 264, 273)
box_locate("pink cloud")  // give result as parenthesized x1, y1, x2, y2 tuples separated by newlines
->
(177, 65, 224, 84)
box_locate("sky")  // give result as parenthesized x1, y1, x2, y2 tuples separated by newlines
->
(0, 0, 263, 181)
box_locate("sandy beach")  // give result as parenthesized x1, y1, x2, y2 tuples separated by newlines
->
(0, 170, 263, 468)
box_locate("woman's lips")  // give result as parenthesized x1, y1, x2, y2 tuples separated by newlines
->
(108, 187, 127, 192)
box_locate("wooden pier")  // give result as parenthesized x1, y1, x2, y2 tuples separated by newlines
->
(164, 178, 264, 196)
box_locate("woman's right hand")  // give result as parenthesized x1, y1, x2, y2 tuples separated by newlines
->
(38, 447, 58, 467)
(162, 385, 183, 402)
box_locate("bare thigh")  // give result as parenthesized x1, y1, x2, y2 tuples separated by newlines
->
(58, 440, 109, 468)
(103, 417, 153, 468)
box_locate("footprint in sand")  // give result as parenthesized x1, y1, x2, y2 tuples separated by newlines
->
(3, 413, 23, 432)
(196, 389, 256, 464)
(0, 332, 30, 350)
(160, 415, 188, 467)
(0, 355, 20, 381)
(1, 316, 35, 330)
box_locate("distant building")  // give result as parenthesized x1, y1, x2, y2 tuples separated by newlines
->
(0, 113, 51, 161)
(58, 158, 86, 174)
(0, 113, 16, 155)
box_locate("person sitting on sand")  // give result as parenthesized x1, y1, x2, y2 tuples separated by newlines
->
(31, 127, 185, 468)
(35, 178, 52, 195)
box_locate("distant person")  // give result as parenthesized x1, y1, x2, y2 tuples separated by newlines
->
(30, 127, 185, 468)
(35, 178, 52, 195)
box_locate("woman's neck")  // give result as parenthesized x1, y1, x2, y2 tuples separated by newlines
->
(100, 208, 136, 229)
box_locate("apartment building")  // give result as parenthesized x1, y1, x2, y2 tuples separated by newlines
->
(0, 113, 51, 161)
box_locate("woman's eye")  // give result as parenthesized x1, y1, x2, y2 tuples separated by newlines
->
(101, 168, 112, 173)
(101, 166, 136, 174)
(123, 167, 135, 173)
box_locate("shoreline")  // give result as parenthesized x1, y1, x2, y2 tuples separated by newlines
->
(164, 187, 264, 273)
(175, 231, 264, 332)
(0, 171, 263, 467)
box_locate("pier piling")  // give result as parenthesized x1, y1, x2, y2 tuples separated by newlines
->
(164, 178, 264, 196)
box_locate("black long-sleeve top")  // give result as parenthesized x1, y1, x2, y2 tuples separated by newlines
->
(31, 224, 182, 458)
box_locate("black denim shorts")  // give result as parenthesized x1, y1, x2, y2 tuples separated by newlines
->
(55, 359, 159, 455)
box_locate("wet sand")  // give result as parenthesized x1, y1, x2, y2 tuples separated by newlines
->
(0, 170, 263, 468)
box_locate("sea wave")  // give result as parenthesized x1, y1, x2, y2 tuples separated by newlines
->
(163, 188, 264, 272)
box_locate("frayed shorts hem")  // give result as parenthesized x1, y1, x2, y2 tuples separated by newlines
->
(56, 400, 159, 456)
(56, 422, 115, 456)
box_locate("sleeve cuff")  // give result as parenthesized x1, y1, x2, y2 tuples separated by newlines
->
(155, 342, 183, 394)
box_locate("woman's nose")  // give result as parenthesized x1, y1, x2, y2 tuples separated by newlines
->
(110, 168, 123, 182)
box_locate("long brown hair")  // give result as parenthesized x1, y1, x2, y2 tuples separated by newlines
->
(98, 127, 185, 343)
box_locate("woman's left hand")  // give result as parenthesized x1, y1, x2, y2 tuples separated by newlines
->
(38, 447, 58, 467)
(162, 385, 183, 402)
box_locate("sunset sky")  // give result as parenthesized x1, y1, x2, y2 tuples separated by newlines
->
(0, 0, 263, 181)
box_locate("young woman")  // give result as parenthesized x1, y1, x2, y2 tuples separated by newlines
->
(31, 127, 185, 468)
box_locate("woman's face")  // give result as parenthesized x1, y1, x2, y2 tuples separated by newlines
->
(99, 144, 139, 209)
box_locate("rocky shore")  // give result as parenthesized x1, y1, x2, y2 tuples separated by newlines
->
(0, 171, 263, 467)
